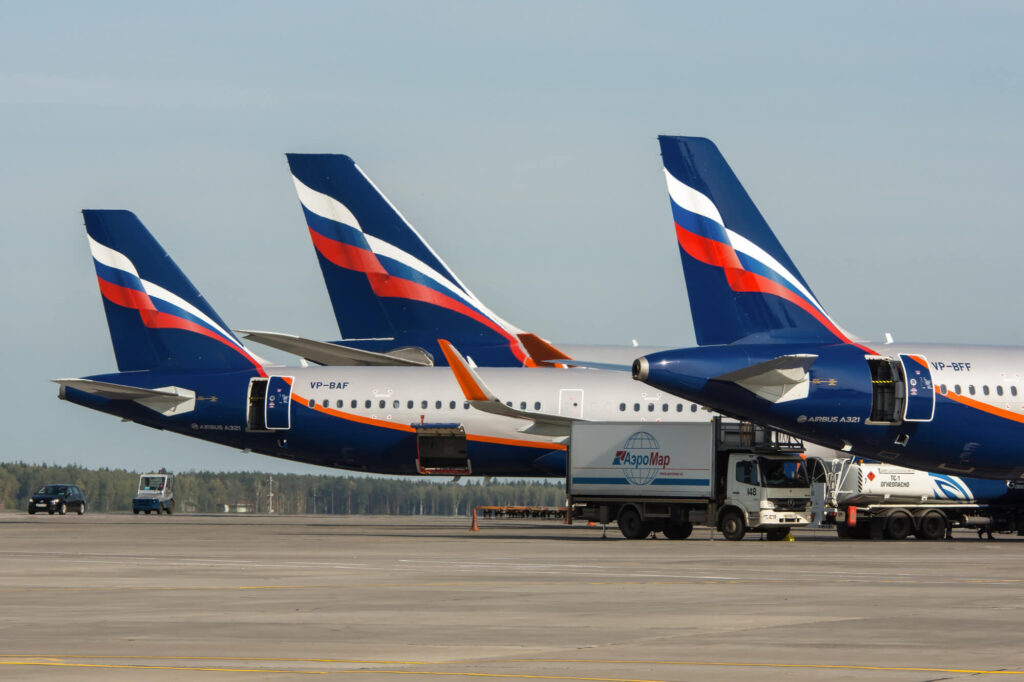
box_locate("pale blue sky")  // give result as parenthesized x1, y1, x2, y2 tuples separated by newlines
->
(3, 1, 1023, 473)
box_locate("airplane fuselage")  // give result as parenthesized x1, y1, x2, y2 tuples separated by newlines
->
(637, 342, 1024, 479)
(61, 365, 715, 477)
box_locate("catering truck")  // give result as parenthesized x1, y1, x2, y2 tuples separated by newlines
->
(132, 472, 175, 515)
(567, 419, 812, 540)
(807, 456, 1024, 539)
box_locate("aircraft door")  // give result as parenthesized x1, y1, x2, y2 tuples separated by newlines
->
(559, 389, 584, 418)
(899, 354, 935, 422)
(265, 376, 294, 430)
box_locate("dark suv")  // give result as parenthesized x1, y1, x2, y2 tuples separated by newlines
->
(28, 485, 86, 515)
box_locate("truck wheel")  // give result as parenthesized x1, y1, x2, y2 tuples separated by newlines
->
(155, 506, 161, 515)
(133, 509, 140, 514)
(77, 503, 85, 516)
(662, 522, 693, 540)
(28, 508, 35, 515)
(835, 523, 849, 538)
(720, 510, 746, 541)
(166, 501, 174, 515)
(58, 503, 66, 516)
(884, 511, 913, 540)
(617, 507, 651, 540)
(915, 511, 946, 540)
(145, 510, 151, 515)
(765, 527, 790, 541)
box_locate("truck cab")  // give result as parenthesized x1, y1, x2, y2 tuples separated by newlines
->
(719, 452, 811, 540)
(132, 473, 175, 515)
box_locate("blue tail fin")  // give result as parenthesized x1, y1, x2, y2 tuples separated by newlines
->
(286, 153, 529, 366)
(83, 210, 264, 373)
(658, 136, 854, 346)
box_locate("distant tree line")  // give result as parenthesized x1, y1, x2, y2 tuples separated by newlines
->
(0, 462, 565, 515)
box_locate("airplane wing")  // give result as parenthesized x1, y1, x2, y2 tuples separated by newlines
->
(712, 354, 818, 404)
(516, 333, 572, 367)
(437, 339, 579, 435)
(53, 378, 196, 415)
(235, 330, 431, 367)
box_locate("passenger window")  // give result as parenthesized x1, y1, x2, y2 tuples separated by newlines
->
(690, 404, 698, 412)
(464, 402, 470, 410)
(983, 386, 990, 396)
(662, 403, 669, 412)
(939, 384, 947, 395)
(735, 460, 758, 485)
(336, 400, 343, 408)
(308, 399, 315, 408)
(520, 401, 527, 410)
(435, 400, 442, 409)
(421, 400, 428, 409)
(633, 403, 640, 412)
(379, 399, 386, 408)
(449, 401, 456, 409)
(351, 399, 357, 409)
(505, 401, 512, 407)
(969, 385, 976, 396)
(1013, 386, 1019, 397)
(954, 385, 961, 395)
(534, 402, 541, 410)
(997, 386, 1004, 397)
(322, 399, 329, 408)
(676, 404, 683, 412)
(407, 400, 414, 409)
(647, 403, 655, 412)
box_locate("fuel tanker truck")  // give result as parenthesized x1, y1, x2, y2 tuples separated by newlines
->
(807, 456, 1024, 540)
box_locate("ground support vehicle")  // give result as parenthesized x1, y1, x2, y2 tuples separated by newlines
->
(567, 419, 812, 540)
(808, 456, 1024, 539)
(132, 473, 175, 515)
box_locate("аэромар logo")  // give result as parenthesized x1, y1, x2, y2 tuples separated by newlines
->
(613, 431, 670, 486)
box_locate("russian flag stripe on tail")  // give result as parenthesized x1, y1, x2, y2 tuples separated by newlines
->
(287, 153, 529, 366)
(658, 135, 857, 347)
(82, 210, 264, 374)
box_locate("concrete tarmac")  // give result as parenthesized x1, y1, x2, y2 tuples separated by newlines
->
(1, 513, 1024, 681)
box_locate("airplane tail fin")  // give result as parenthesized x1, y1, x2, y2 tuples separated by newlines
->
(82, 210, 264, 373)
(658, 136, 854, 346)
(286, 154, 529, 365)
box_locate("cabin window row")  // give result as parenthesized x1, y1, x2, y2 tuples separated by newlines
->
(938, 384, 1018, 398)
(618, 402, 698, 413)
(307, 398, 544, 411)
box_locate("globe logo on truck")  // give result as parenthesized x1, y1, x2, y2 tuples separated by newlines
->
(612, 431, 670, 486)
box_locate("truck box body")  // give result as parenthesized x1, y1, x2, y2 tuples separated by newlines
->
(568, 422, 715, 499)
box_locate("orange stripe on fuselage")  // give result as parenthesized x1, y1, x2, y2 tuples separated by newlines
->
(290, 391, 565, 451)
(936, 386, 1024, 424)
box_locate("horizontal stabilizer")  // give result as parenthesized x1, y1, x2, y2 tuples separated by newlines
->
(53, 378, 196, 415)
(548, 359, 632, 372)
(712, 354, 817, 404)
(236, 330, 432, 367)
(437, 339, 577, 434)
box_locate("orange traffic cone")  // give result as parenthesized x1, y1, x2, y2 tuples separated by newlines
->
(470, 507, 479, 532)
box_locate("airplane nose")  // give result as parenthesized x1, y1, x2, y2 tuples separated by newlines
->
(632, 357, 649, 381)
